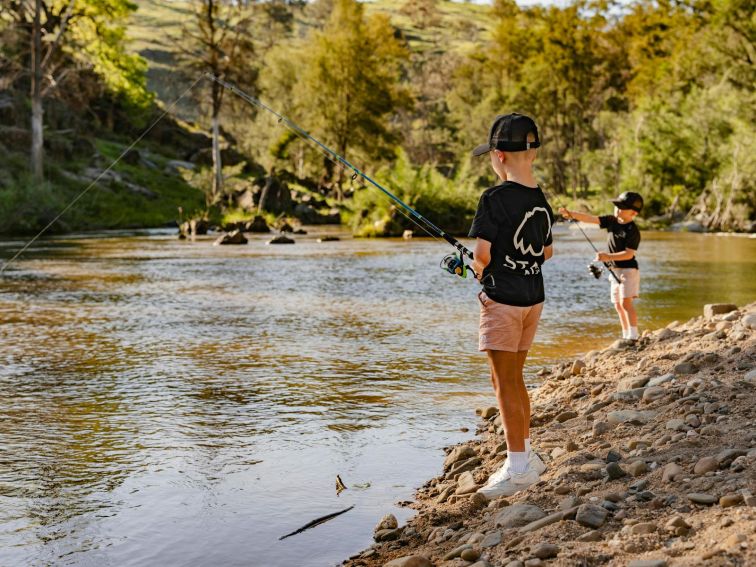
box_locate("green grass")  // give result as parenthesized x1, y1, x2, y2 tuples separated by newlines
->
(0, 138, 206, 235)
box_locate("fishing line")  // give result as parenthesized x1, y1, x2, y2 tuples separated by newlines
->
(249, 94, 444, 245)
(555, 202, 621, 284)
(205, 74, 475, 269)
(0, 75, 206, 274)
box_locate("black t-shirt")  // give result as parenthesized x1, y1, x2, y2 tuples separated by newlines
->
(598, 215, 641, 269)
(468, 182, 555, 307)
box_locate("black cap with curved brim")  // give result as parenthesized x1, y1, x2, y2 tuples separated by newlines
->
(610, 191, 644, 213)
(472, 113, 541, 157)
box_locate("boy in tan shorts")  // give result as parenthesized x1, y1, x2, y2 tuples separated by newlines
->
(559, 191, 644, 340)
(468, 113, 554, 499)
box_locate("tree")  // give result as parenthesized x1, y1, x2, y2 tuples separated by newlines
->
(297, 0, 410, 200)
(179, 0, 257, 205)
(0, 0, 151, 180)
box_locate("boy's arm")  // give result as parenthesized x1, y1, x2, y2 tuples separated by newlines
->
(472, 238, 492, 279)
(596, 248, 636, 262)
(544, 244, 553, 261)
(558, 208, 599, 224)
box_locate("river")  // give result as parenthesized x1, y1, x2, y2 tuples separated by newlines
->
(1, 226, 754, 566)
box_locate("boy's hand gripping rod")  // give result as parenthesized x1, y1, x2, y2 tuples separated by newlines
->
(204, 74, 476, 279)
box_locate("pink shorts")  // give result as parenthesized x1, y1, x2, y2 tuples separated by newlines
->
(478, 291, 544, 352)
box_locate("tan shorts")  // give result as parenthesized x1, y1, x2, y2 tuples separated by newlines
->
(609, 268, 640, 302)
(478, 291, 544, 352)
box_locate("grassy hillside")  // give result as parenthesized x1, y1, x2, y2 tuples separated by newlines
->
(127, 0, 494, 108)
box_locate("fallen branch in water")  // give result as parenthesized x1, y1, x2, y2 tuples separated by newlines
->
(279, 505, 355, 540)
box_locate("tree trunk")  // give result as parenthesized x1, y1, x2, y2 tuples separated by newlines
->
(258, 167, 274, 214)
(30, 0, 44, 181)
(211, 111, 223, 202)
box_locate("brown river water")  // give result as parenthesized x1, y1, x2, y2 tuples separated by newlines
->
(0, 226, 754, 566)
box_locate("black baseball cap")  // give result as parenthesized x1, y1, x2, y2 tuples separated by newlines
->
(611, 191, 644, 213)
(472, 113, 541, 156)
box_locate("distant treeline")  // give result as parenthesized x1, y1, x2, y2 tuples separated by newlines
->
(0, 0, 753, 234)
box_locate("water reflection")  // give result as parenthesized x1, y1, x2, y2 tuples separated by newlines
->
(0, 228, 754, 566)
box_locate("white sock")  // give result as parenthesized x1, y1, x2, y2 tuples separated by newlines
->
(508, 450, 529, 474)
(628, 326, 639, 340)
(524, 438, 531, 455)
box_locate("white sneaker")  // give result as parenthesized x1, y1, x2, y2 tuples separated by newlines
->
(529, 451, 547, 475)
(484, 461, 510, 488)
(485, 452, 546, 488)
(477, 467, 540, 500)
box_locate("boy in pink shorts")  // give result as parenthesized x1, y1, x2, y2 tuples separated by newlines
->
(559, 191, 644, 340)
(469, 114, 554, 499)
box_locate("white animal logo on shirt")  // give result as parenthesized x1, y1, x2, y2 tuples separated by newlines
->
(513, 207, 551, 257)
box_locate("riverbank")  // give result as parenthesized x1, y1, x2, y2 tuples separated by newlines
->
(344, 303, 756, 567)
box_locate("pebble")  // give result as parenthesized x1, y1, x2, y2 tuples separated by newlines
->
(629, 522, 657, 535)
(607, 410, 656, 425)
(627, 460, 648, 476)
(469, 492, 488, 508)
(455, 471, 478, 495)
(693, 456, 718, 475)
(673, 361, 698, 375)
(374, 514, 398, 532)
(606, 462, 627, 479)
(444, 446, 476, 469)
(642, 386, 667, 402)
(662, 463, 683, 482)
(504, 561, 525, 567)
(495, 504, 546, 528)
(627, 560, 668, 567)
(719, 493, 743, 507)
(443, 543, 472, 560)
(479, 406, 498, 419)
(665, 516, 691, 535)
(665, 418, 686, 431)
(384, 555, 433, 567)
(555, 410, 578, 423)
(687, 492, 717, 505)
(575, 503, 609, 528)
(593, 421, 611, 437)
(606, 450, 622, 463)
(480, 531, 502, 548)
(531, 543, 559, 559)
(460, 548, 481, 562)
(572, 359, 587, 375)
(524, 560, 543, 567)
(647, 373, 675, 387)
(577, 530, 602, 542)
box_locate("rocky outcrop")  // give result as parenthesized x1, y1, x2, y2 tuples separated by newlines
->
(344, 303, 756, 567)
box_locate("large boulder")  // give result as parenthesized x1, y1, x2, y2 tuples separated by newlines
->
(213, 229, 247, 245)
(703, 304, 737, 318)
(246, 215, 270, 233)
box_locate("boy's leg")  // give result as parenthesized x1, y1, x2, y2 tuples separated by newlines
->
(614, 301, 629, 334)
(487, 350, 526, 452)
(622, 297, 637, 327)
(516, 350, 530, 441)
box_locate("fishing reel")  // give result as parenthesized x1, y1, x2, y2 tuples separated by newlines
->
(588, 264, 603, 279)
(441, 252, 468, 278)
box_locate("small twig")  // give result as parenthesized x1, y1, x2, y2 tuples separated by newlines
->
(279, 505, 355, 541)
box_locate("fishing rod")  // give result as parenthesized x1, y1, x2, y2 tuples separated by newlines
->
(204, 74, 474, 280)
(560, 209, 621, 284)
